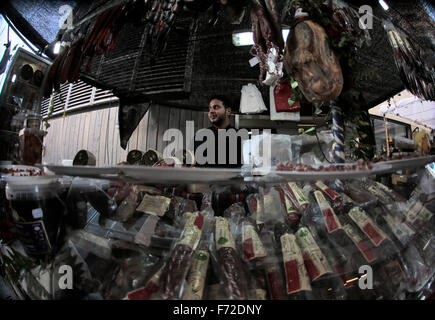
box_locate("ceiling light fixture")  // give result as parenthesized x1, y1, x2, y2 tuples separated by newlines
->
(379, 0, 389, 11)
(53, 41, 61, 54)
(232, 28, 290, 46)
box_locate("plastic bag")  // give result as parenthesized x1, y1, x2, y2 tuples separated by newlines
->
(239, 83, 267, 114)
(273, 78, 300, 113)
(269, 86, 300, 121)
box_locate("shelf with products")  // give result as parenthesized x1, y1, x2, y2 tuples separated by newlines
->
(0, 155, 434, 300)
(37, 155, 435, 185)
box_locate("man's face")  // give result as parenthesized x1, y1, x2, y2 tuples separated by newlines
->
(208, 99, 230, 127)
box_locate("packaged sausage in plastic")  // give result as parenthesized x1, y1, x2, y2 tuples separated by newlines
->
(294, 226, 347, 300)
(283, 182, 310, 214)
(258, 186, 288, 227)
(162, 211, 208, 299)
(259, 230, 287, 300)
(125, 263, 166, 300)
(275, 185, 301, 229)
(273, 221, 314, 300)
(106, 240, 161, 299)
(246, 193, 263, 231)
(213, 216, 249, 300)
(182, 223, 212, 300)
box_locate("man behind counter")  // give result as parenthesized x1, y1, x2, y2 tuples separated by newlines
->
(194, 95, 243, 168)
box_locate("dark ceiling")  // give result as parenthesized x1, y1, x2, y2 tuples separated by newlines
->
(2, 0, 434, 114)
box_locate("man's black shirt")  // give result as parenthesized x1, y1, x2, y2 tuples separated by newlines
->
(194, 125, 243, 168)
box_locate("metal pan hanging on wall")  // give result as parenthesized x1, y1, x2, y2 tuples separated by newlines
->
(141, 149, 163, 166)
(126, 150, 144, 165)
(32, 70, 44, 87)
(73, 150, 96, 166)
(20, 64, 34, 81)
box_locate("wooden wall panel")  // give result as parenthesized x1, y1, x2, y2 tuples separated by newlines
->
(98, 109, 110, 166)
(69, 114, 79, 160)
(137, 109, 150, 152)
(42, 106, 210, 165)
(146, 105, 160, 151)
(106, 107, 116, 165)
(83, 112, 91, 150)
(157, 105, 170, 154)
(165, 107, 180, 156)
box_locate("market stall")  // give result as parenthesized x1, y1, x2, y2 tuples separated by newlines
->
(1, 0, 434, 301)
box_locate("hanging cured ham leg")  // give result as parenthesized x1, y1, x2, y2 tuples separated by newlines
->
(284, 13, 344, 102)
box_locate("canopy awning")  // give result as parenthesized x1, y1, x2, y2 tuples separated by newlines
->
(378, 96, 435, 130)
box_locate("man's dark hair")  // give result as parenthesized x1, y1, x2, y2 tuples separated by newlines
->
(209, 95, 232, 109)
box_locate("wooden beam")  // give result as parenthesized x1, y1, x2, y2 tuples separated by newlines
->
(1, 1, 48, 51)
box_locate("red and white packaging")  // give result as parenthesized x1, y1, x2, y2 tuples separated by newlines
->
(280, 233, 312, 294)
(295, 227, 333, 282)
(348, 207, 389, 247)
(312, 181, 341, 202)
(313, 191, 342, 233)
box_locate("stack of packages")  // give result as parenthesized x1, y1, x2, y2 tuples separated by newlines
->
(42, 172, 435, 300)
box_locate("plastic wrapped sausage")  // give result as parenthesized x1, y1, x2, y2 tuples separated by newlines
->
(163, 211, 205, 299)
(215, 217, 248, 300)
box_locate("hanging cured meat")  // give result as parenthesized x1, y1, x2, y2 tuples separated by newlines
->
(43, 0, 182, 99)
(383, 21, 434, 101)
(284, 15, 343, 103)
(250, 0, 284, 82)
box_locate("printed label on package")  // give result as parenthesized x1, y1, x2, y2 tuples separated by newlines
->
(314, 181, 341, 202)
(255, 288, 267, 300)
(314, 191, 342, 233)
(342, 223, 377, 263)
(242, 223, 267, 261)
(341, 193, 355, 206)
(383, 214, 415, 245)
(136, 194, 171, 216)
(215, 217, 236, 251)
(177, 212, 204, 250)
(253, 196, 265, 227)
(15, 220, 51, 255)
(406, 201, 433, 225)
(287, 183, 309, 209)
(295, 227, 332, 281)
(375, 182, 396, 196)
(280, 233, 311, 294)
(183, 250, 210, 300)
(284, 195, 298, 215)
(348, 207, 388, 247)
(368, 186, 391, 203)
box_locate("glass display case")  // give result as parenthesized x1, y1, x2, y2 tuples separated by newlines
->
(1, 155, 434, 300)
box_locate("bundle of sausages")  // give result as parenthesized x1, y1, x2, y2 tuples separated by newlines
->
(43, 0, 183, 99)
(250, 0, 284, 83)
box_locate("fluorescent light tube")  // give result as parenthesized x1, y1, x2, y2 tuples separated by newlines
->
(379, 0, 389, 11)
(232, 28, 290, 46)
